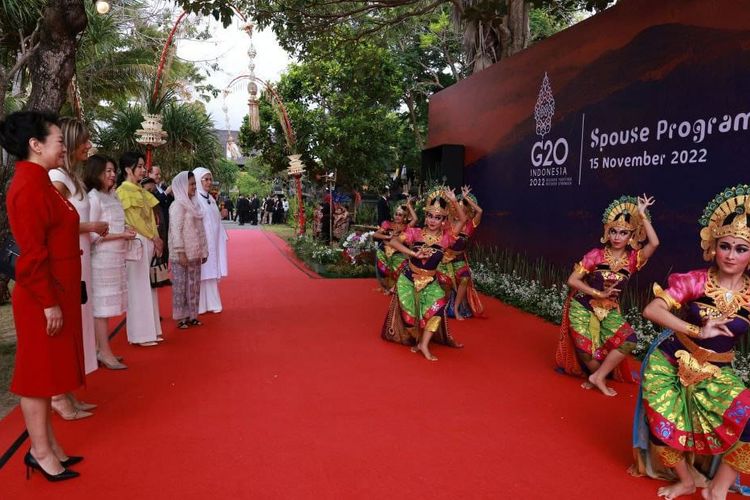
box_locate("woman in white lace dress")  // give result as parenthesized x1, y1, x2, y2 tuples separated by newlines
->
(84, 155, 135, 369)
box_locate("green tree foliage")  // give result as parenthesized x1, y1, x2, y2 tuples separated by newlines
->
(96, 101, 221, 180)
(236, 158, 273, 196)
(237, 13, 468, 192)
(212, 157, 240, 190)
(238, 37, 406, 190)
(73, 1, 211, 123)
(243, 0, 614, 72)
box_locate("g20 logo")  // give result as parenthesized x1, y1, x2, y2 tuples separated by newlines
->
(531, 138, 569, 167)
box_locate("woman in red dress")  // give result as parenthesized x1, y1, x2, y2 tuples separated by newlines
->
(1, 111, 83, 481)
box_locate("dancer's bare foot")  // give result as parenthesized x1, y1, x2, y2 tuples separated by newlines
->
(588, 373, 617, 396)
(455, 311, 465, 321)
(657, 481, 696, 499)
(412, 344, 437, 361)
(581, 381, 593, 390)
(702, 484, 728, 500)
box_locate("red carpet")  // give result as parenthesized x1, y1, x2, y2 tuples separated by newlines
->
(0, 229, 674, 498)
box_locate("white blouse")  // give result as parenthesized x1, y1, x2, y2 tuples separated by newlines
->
(89, 189, 126, 252)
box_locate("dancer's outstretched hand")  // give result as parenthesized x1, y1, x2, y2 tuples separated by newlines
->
(699, 317, 734, 339)
(637, 193, 655, 215)
(443, 187, 457, 202)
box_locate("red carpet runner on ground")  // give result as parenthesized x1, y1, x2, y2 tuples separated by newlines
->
(0, 230, 670, 498)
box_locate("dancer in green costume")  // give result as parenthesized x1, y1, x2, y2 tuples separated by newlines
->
(632, 184, 750, 500)
(381, 187, 465, 361)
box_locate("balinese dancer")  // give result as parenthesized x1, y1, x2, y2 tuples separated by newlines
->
(440, 186, 484, 320)
(555, 194, 659, 396)
(373, 199, 417, 293)
(631, 185, 750, 500)
(381, 187, 465, 361)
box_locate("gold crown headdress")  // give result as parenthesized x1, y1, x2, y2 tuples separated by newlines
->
(449, 192, 478, 220)
(699, 184, 750, 261)
(425, 186, 449, 217)
(600, 195, 649, 249)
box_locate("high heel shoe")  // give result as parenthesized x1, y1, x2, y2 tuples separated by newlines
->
(97, 351, 127, 370)
(51, 397, 93, 421)
(69, 394, 97, 412)
(60, 456, 83, 467)
(24, 452, 79, 482)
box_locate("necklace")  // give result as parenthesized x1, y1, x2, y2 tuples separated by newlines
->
(603, 247, 629, 273)
(422, 229, 441, 247)
(705, 268, 750, 318)
(200, 193, 212, 204)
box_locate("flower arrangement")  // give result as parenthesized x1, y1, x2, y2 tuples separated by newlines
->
(311, 245, 342, 265)
(341, 230, 376, 265)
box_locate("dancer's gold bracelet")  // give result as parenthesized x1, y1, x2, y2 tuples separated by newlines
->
(685, 324, 702, 338)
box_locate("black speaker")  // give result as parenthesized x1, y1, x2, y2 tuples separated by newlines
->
(421, 144, 464, 189)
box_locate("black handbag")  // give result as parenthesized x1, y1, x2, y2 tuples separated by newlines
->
(0, 234, 20, 281)
(81, 281, 88, 305)
(149, 255, 170, 288)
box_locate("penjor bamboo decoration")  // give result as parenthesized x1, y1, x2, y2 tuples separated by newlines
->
(248, 81, 260, 132)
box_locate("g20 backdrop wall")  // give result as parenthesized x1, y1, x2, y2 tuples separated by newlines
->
(426, 0, 750, 284)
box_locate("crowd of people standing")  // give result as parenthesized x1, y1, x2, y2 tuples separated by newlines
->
(0, 110, 229, 482)
(220, 194, 288, 226)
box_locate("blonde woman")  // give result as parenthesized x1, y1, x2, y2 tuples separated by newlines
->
(49, 117, 108, 420)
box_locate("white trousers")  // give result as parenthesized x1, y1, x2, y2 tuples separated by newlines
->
(125, 235, 162, 343)
(80, 237, 98, 374)
(199, 278, 222, 314)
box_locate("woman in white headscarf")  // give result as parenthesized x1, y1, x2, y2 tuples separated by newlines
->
(193, 167, 228, 313)
(169, 171, 208, 328)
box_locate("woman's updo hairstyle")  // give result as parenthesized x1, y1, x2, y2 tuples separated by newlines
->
(0, 111, 59, 159)
(117, 150, 144, 186)
(613, 212, 632, 225)
(429, 197, 448, 210)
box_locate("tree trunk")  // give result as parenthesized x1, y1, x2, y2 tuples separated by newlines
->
(24, 0, 87, 113)
(3, 0, 85, 302)
(503, 0, 530, 58)
(404, 91, 424, 150)
(457, 0, 532, 74)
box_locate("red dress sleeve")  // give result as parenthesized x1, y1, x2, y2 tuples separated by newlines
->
(664, 270, 707, 305)
(440, 230, 457, 248)
(8, 180, 58, 308)
(573, 248, 602, 275)
(400, 227, 419, 245)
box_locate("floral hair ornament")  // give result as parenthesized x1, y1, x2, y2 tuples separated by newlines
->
(425, 186, 449, 218)
(699, 184, 750, 262)
(600, 195, 650, 249)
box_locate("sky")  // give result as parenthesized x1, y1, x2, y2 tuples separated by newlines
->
(174, 15, 291, 131)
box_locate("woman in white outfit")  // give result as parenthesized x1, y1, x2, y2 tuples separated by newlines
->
(193, 167, 228, 313)
(116, 152, 163, 346)
(49, 117, 108, 420)
(85, 155, 135, 369)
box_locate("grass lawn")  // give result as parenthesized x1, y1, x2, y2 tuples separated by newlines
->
(261, 224, 298, 242)
(0, 302, 17, 419)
